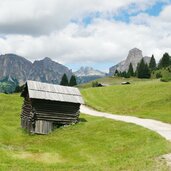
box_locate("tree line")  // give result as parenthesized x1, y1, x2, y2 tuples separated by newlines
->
(114, 52, 171, 79)
(60, 74, 77, 86)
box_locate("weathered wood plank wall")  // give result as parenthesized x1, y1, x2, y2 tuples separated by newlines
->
(21, 98, 80, 134)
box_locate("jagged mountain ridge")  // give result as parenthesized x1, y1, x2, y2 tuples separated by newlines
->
(74, 66, 106, 84)
(29, 57, 72, 84)
(0, 54, 32, 85)
(109, 48, 151, 75)
(0, 54, 72, 85)
(74, 66, 106, 77)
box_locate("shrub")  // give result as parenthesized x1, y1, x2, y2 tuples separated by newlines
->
(92, 81, 99, 87)
(156, 72, 162, 79)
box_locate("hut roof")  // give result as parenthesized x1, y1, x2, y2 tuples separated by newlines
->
(23, 80, 84, 104)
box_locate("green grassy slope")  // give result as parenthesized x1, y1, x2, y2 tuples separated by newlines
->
(77, 76, 153, 89)
(0, 94, 171, 170)
(81, 80, 171, 123)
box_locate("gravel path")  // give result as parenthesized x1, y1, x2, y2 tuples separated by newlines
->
(80, 105, 171, 141)
(80, 105, 171, 167)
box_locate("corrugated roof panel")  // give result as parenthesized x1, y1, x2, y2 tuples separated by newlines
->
(67, 86, 74, 95)
(27, 80, 81, 96)
(75, 95, 84, 104)
(60, 86, 67, 94)
(73, 87, 81, 96)
(28, 90, 84, 104)
(27, 80, 84, 104)
(54, 85, 61, 94)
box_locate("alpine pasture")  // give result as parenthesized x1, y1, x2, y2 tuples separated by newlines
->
(81, 79, 171, 123)
(0, 78, 171, 171)
(0, 93, 171, 170)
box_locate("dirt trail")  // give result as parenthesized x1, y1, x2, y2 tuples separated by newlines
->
(80, 105, 171, 168)
(80, 105, 171, 141)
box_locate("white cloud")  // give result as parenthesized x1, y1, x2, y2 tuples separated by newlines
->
(0, 0, 170, 71)
(0, 0, 166, 35)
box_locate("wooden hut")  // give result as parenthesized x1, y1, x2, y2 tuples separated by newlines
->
(21, 80, 84, 134)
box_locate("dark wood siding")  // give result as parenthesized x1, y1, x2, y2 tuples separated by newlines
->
(21, 96, 34, 133)
(21, 98, 80, 134)
(35, 120, 52, 134)
(32, 99, 80, 125)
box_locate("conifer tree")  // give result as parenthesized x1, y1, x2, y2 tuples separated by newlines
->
(122, 71, 127, 78)
(158, 53, 170, 69)
(114, 69, 119, 76)
(149, 55, 156, 71)
(120, 71, 130, 78)
(144, 63, 151, 78)
(128, 63, 134, 76)
(137, 59, 151, 78)
(60, 74, 69, 86)
(69, 75, 77, 86)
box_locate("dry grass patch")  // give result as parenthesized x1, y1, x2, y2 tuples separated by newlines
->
(12, 151, 65, 164)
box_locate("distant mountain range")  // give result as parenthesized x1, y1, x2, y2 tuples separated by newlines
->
(109, 48, 151, 75)
(0, 54, 72, 85)
(74, 67, 106, 84)
(28, 57, 73, 84)
(74, 66, 106, 77)
(0, 48, 153, 93)
(0, 54, 106, 92)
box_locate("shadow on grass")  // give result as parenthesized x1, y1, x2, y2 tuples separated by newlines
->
(78, 118, 87, 123)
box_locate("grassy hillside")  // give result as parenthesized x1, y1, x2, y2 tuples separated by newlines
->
(77, 76, 153, 88)
(0, 93, 171, 170)
(81, 80, 171, 123)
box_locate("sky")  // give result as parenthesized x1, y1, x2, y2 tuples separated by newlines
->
(0, 0, 171, 72)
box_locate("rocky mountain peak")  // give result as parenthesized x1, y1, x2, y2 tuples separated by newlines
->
(109, 48, 151, 75)
(0, 54, 32, 84)
(34, 57, 52, 66)
(43, 57, 52, 62)
(29, 57, 72, 84)
(74, 66, 106, 84)
(124, 48, 143, 71)
(127, 48, 143, 61)
(0, 54, 73, 85)
(129, 48, 142, 53)
(74, 66, 106, 77)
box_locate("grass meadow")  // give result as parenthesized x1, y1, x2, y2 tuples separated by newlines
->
(77, 76, 152, 89)
(0, 93, 171, 170)
(81, 79, 171, 123)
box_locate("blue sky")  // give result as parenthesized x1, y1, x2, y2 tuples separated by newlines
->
(81, 1, 168, 25)
(67, 0, 171, 72)
(0, 0, 171, 72)
(114, 1, 166, 23)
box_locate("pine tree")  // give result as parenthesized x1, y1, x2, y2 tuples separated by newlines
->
(149, 55, 156, 71)
(128, 63, 134, 77)
(137, 59, 151, 78)
(144, 63, 151, 78)
(114, 69, 119, 76)
(60, 74, 69, 86)
(122, 71, 126, 78)
(158, 53, 170, 69)
(136, 60, 143, 78)
(69, 75, 77, 86)
(120, 71, 129, 78)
